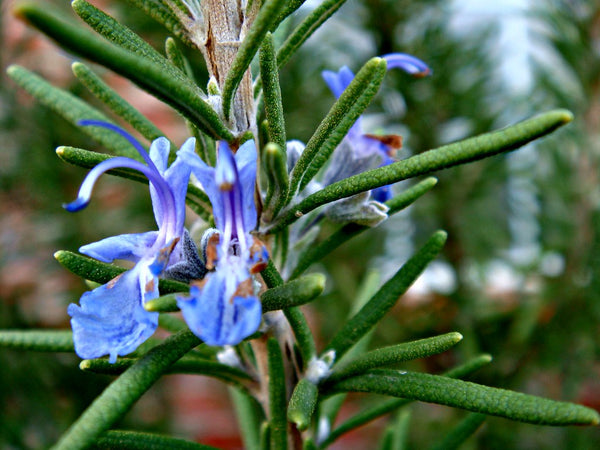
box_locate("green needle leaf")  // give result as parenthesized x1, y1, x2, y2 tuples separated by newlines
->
(80, 354, 253, 387)
(56, 146, 213, 222)
(379, 410, 411, 450)
(92, 430, 218, 450)
(0, 330, 74, 352)
(429, 413, 486, 450)
(288, 57, 387, 197)
(144, 294, 180, 313)
(15, 2, 234, 141)
(54, 250, 188, 294)
(444, 354, 493, 379)
(325, 369, 600, 426)
(260, 261, 317, 365)
(288, 379, 318, 431)
(259, 422, 271, 450)
(328, 332, 463, 382)
(325, 231, 447, 359)
(319, 354, 493, 448)
(54, 330, 201, 450)
(221, 0, 287, 121)
(270, 109, 573, 233)
(123, 0, 192, 48)
(261, 142, 290, 222)
(72, 62, 173, 148)
(272, 0, 307, 30)
(289, 177, 438, 278)
(267, 338, 288, 450)
(164, 36, 217, 166)
(262, 274, 325, 311)
(229, 387, 264, 450)
(259, 33, 286, 151)
(72, 0, 187, 84)
(6, 65, 136, 158)
(276, 0, 349, 69)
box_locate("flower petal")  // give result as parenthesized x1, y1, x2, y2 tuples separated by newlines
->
(164, 138, 195, 234)
(180, 151, 224, 229)
(321, 66, 356, 99)
(79, 231, 159, 263)
(234, 140, 258, 232)
(68, 261, 159, 363)
(148, 137, 171, 226)
(177, 266, 262, 346)
(383, 53, 431, 77)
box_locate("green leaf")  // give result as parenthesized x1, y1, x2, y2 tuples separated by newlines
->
(80, 354, 253, 387)
(92, 430, 217, 450)
(158, 314, 188, 333)
(288, 378, 318, 431)
(259, 421, 271, 450)
(144, 294, 180, 313)
(262, 273, 325, 311)
(261, 142, 290, 222)
(72, 0, 187, 85)
(325, 231, 447, 359)
(221, 0, 287, 121)
(260, 261, 316, 365)
(319, 354, 493, 448)
(268, 109, 573, 233)
(0, 330, 74, 352)
(230, 387, 264, 450)
(259, 33, 286, 151)
(288, 57, 387, 197)
(444, 354, 493, 379)
(6, 65, 136, 158)
(56, 146, 213, 222)
(289, 177, 438, 278)
(16, 2, 234, 141)
(72, 62, 172, 148)
(272, 0, 307, 30)
(261, 259, 284, 288)
(54, 250, 189, 294)
(123, 0, 192, 48)
(165, 37, 217, 167)
(284, 307, 317, 368)
(326, 369, 600, 426)
(276, 0, 349, 69)
(267, 338, 288, 450)
(429, 413, 486, 450)
(328, 332, 463, 382)
(379, 409, 411, 450)
(53, 330, 201, 450)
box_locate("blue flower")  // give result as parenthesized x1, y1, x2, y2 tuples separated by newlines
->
(176, 140, 268, 346)
(66, 121, 204, 363)
(319, 53, 430, 222)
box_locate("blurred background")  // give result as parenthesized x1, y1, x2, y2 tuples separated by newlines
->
(1, 0, 599, 448)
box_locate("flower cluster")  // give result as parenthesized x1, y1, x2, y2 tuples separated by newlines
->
(66, 122, 265, 362)
(289, 53, 430, 227)
(65, 52, 428, 363)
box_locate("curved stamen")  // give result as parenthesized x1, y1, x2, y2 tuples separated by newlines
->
(77, 120, 178, 244)
(64, 157, 169, 213)
(382, 53, 431, 77)
(78, 120, 157, 170)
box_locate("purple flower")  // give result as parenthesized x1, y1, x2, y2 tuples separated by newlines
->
(176, 140, 268, 346)
(66, 121, 204, 363)
(319, 53, 430, 223)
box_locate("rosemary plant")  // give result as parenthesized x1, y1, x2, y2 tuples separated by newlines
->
(2, 1, 598, 448)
